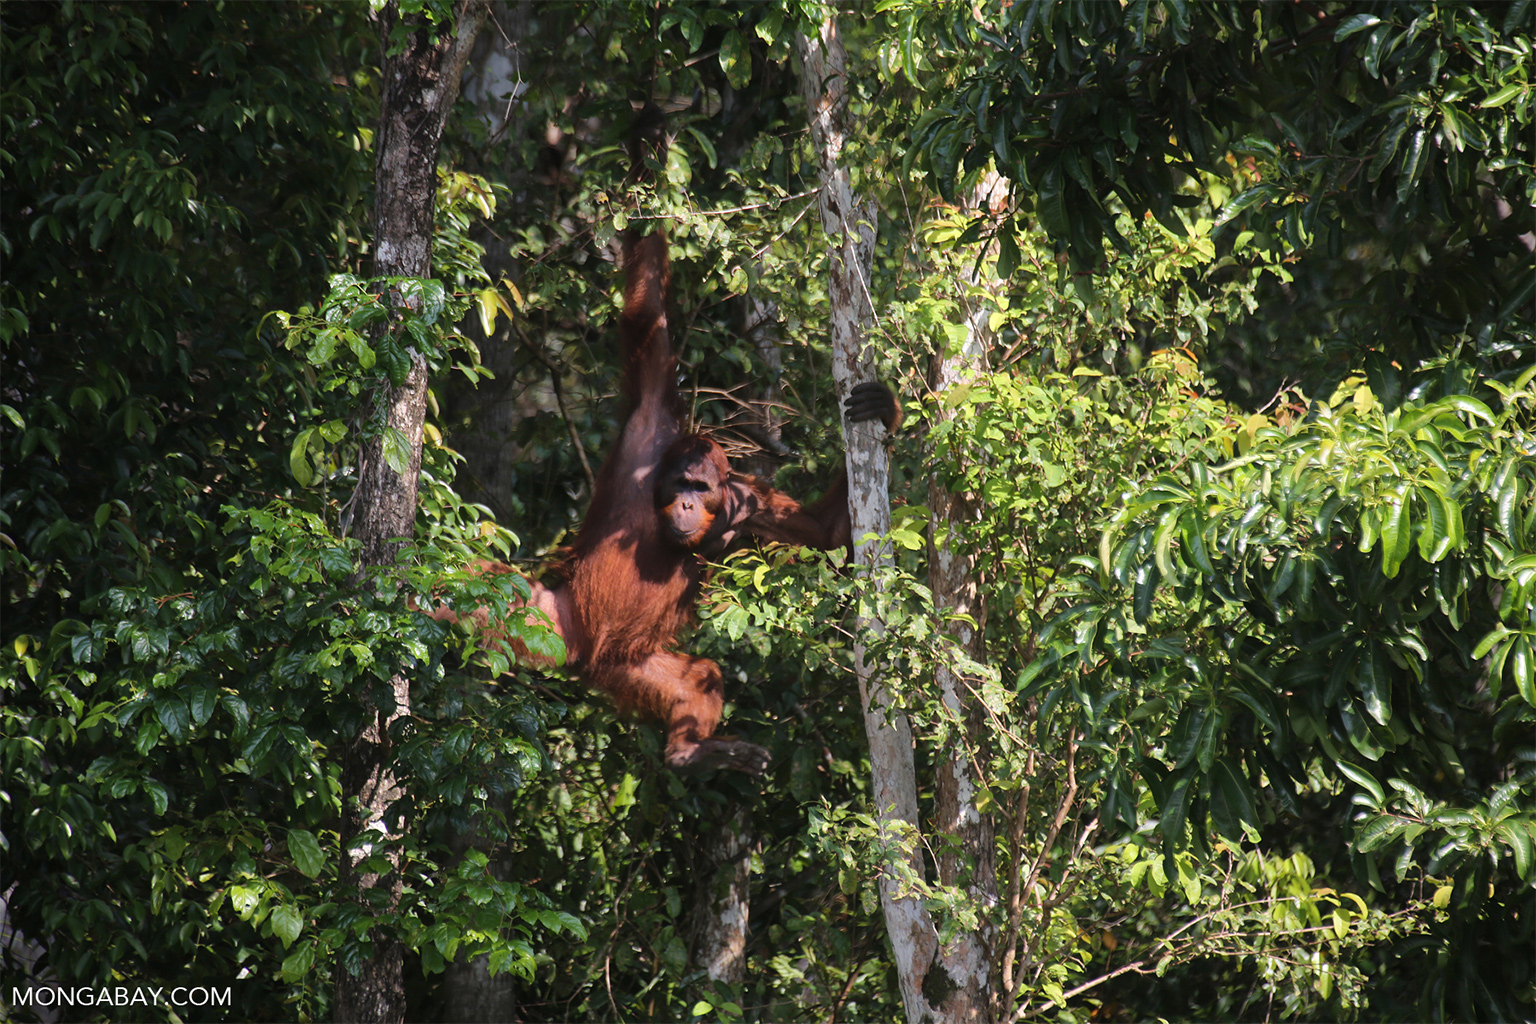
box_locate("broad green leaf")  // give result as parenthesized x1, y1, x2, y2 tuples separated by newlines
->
(1212, 758, 1259, 840)
(1513, 636, 1534, 706)
(289, 427, 315, 486)
(280, 941, 317, 983)
(1396, 129, 1429, 204)
(1181, 509, 1215, 575)
(270, 904, 303, 948)
(383, 426, 412, 475)
(1160, 772, 1195, 878)
(288, 829, 325, 878)
(1418, 486, 1450, 562)
(1472, 626, 1513, 660)
(1214, 183, 1277, 226)
(156, 695, 190, 740)
(476, 287, 501, 336)
(1497, 822, 1533, 880)
(720, 30, 750, 90)
(189, 687, 217, 726)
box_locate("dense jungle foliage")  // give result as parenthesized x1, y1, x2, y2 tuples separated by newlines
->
(2, 1, 1531, 1022)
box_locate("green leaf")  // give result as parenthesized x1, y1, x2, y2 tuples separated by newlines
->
(683, 126, 717, 170)
(754, 9, 783, 45)
(1369, 114, 1410, 183)
(477, 288, 500, 336)
(1211, 758, 1259, 840)
(1417, 486, 1458, 563)
(288, 829, 326, 878)
(1396, 129, 1430, 204)
(720, 30, 751, 91)
(270, 904, 303, 948)
(1380, 487, 1411, 578)
(996, 222, 1021, 279)
(280, 941, 317, 982)
(1481, 82, 1526, 108)
(383, 426, 412, 475)
(1359, 641, 1392, 726)
(1036, 164, 1069, 238)
(1181, 509, 1215, 575)
(1160, 771, 1195, 876)
(1214, 183, 1278, 226)
(1354, 813, 1403, 853)
(1472, 626, 1511, 662)
(189, 687, 217, 726)
(289, 427, 316, 487)
(156, 695, 190, 740)
(220, 692, 251, 732)
(1334, 13, 1383, 40)
(1497, 822, 1533, 880)
(1512, 636, 1534, 706)
(1335, 759, 1385, 805)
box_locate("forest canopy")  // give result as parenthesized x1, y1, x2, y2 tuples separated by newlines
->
(2, 2, 1532, 1022)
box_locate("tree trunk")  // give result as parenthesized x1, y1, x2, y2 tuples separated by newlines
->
(795, 18, 938, 1024)
(443, 801, 519, 1023)
(927, 391, 997, 1021)
(925, 172, 1009, 1023)
(689, 805, 753, 987)
(925, 285, 994, 1023)
(334, 4, 483, 1022)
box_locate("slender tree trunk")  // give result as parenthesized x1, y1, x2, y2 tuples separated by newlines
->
(796, 19, 938, 1024)
(927, 173, 1010, 1021)
(927, 389, 997, 1021)
(334, 4, 483, 1022)
(689, 805, 753, 986)
(926, 172, 1009, 1022)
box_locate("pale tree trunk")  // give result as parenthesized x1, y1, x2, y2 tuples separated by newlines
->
(795, 18, 938, 1024)
(926, 174, 1009, 1023)
(334, 3, 484, 1022)
(926, 371, 998, 1021)
(689, 806, 753, 987)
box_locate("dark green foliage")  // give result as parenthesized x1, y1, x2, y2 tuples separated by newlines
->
(2, 0, 372, 617)
(1, 4, 563, 1019)
(1035, 364, 1536, 1021)
(909, 0, 1535, 399)
(4, 2, 1532, 1021)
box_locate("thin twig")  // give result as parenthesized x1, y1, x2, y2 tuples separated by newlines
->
(628, 187, 822, 221)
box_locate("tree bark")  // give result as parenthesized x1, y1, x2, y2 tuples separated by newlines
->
(927, 404, 997, 1022)
(443, 801, 519, 1023)
(334, 4, 483, 1022)
(689, 805, 753, 987)
(927, 172, 1010, 1022)
(796, 18, 938, 1024)
(926, 171, 1009, 1023)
